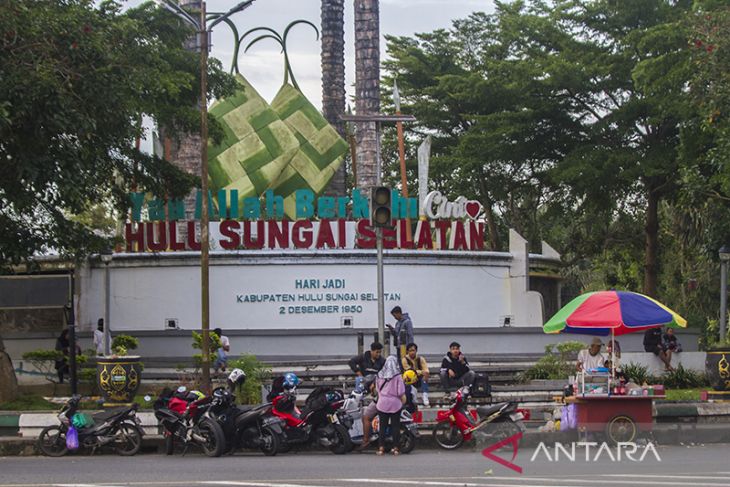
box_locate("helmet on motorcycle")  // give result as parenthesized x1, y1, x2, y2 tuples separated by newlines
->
(283, 372, 300, 390)
(227, 368, 246, 389)
(402, 369, 418, 386)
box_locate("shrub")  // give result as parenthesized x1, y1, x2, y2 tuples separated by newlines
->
(660, 364, 708, 389)
(229, 354, 271, 404)
(191, 330, 222, 368)
(111, 335, 139, 356)
(22, 349, 87, 383)
(521, 341, 584, 381)
(621, 362, 655, 385)
(700, 319, 730, 350)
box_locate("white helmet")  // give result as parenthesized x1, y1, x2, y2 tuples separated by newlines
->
(227, 368, 246, 388)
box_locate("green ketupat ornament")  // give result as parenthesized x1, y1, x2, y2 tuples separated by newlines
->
(269, 83, 348, 219)
(240, 20, 348, 219)
(207, 75, 299, 213)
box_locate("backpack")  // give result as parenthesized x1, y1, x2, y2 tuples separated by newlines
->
(303, 386, 342, 414)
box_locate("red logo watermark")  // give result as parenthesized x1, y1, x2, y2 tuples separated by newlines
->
(481, 432, 523, 474)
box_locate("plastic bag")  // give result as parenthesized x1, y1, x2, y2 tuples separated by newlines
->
(72, 413, 94, 429)
(66, 426, 79, 450)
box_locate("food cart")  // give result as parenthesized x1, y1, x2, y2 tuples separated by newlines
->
(544, 291, 685, 443)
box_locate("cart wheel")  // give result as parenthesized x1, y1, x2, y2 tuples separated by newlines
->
(605, 415, 637, 445)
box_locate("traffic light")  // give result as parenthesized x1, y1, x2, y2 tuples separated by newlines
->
(370, 186, 392, 228)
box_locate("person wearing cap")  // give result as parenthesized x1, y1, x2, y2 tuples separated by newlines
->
(576, 338, 606, 372)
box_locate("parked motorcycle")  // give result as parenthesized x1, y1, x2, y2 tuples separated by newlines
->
(271, 384, 351, 454)
(207, 386, 284, 456)
(337, 388, 417, 453)
(433, 386, 525, 450)
(154, 387, 226, 457)
(37, 395, 143, 457)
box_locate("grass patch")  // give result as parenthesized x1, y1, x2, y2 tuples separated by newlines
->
(0, 394, 57, 411)
(664, 389, 702, 401)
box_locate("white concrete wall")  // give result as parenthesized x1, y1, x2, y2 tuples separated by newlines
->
(621, 351, 706, 375)
(78, 248, 550, 333)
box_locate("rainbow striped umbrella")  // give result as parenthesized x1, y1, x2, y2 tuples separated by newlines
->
(544, 291, 687, 337)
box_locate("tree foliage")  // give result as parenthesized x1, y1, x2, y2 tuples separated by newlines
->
(383, 0, 730, 330)
(0, 0, 236, 266)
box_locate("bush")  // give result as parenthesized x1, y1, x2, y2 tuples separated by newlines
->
(229, 354, 271, 404)
(621, 362, 656, 385)
(22, 349, 88, 383)
(700, 319, 730, 350)
(111, 335, 139, 356)
(521, 341, 584, 381)
(661, 364, 708, 389)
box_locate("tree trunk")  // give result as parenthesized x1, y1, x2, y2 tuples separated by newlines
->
(354, 0, 380, 189)
(643, 186, 660, 298)
(321, 0, 347, 196)
(0, 333, 19, 403)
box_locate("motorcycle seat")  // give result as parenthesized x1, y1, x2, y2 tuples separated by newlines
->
(476, 402, 508, 418)
(92, 407, 131, 422)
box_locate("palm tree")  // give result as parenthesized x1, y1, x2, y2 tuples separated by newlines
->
(354, 0, 380, 188)
(321, 0, 347, 196)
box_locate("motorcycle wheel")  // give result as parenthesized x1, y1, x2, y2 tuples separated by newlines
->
(37, 426, 68, 457)
(433, 422, 464, 450)
(277, 434, 291, 454)
(259, 427, 279, 456)
(114, 422, 143, 456)
(399, 428, 416, 454)
(328, 424, 352, 455)
(198, 419, 225, 457)
(482, 419, 522, 445)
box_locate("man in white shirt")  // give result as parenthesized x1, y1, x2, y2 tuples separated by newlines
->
(93, 319, 105, 356)
(213, 327, 231, 373)
(576, 337, 605, 372)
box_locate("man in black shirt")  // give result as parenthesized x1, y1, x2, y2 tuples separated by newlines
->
(440, 342, 476, 392)
(347, 342, 384, 450)
(349, 342, 385, 384)
(643, 328, 674, 371)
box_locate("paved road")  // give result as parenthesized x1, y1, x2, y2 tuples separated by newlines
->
(1, 444, 729, 487)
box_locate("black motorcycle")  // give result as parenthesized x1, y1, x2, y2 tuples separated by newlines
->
(154, 389, 226, 457)
(208, 387, 284, 456)
(37, 395, 143, 457)
(272, 387, 352, 454)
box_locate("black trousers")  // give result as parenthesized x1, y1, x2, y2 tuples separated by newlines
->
(378, 411, 401, 449)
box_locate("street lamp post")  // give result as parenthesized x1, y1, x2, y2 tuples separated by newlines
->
(154, 0, 255, 392)
(100, 248, 113, 356)
(719, 245, 730, 342)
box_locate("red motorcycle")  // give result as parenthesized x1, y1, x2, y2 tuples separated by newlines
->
(270, 387, 352, 454)
(433, 386, 526, 449)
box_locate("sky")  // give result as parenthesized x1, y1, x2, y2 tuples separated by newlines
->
(133, 0, 497, 109)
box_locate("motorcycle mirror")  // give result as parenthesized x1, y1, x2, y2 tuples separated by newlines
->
(143, 395, 152, 402)
(177, 386, 187, 393)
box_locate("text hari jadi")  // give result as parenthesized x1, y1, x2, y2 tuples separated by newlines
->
(123, 189, 486, 252)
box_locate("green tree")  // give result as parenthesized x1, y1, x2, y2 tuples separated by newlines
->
(0, 0, 236, 266)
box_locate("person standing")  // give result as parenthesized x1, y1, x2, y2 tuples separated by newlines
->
(440, 342, 476, 392)
(93, 319, 105, 356)
(54, 329, 81, 384)
(402, 343, 430, 407)
(375, 356, 406, 456)
(387, 306, 414, 355)
(576, 337, 606, 372)
(213, 328, 231, 374)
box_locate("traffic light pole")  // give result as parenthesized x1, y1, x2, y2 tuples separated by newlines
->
(340, 114, 416, 352)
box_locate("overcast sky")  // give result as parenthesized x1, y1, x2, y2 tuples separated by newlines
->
(134, 0, 496, 109)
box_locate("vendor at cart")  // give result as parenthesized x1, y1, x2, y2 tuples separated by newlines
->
(576, 337, 605, 372)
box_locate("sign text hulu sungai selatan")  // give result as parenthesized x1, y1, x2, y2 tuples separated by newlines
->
(124, 189, 486, 252)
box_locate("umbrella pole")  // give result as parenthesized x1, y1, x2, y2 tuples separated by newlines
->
(611, 328, 615, 383)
